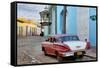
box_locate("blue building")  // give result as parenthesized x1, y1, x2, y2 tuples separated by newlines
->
(48, 6, 57, 35)
(57, 6, 77, 35)
(89, 8, 96, 46)
(56, 6, 96, 46)
(44, 5, 96, 46)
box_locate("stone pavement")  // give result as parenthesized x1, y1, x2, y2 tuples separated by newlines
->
(17, 36, 97, 65)
(85, 47, 96, 58)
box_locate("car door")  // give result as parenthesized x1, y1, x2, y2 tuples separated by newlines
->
(44, 37, 56, 55)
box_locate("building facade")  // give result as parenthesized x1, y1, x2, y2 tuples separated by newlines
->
(17, 17, 41, 37)
(43, 5, 96, 46)
(59, 6, 96, 46)
(48, 5, 57, 35)
(89, 8, 96, 46)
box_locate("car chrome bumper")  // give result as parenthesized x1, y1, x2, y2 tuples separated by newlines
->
(62, 51, 86, 57)
(63, 52, 74, 57)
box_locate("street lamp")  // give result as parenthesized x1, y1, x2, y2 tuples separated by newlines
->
(39, 6, 51, 36)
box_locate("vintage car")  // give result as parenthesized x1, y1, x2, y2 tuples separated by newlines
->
(41, 34, 90, 61)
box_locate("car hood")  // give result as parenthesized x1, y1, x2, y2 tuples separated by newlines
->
(63, 41, 86, 51)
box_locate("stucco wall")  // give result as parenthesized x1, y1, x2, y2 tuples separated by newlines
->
(57, 6, 63, 34)
(67, 6, 77, 35)
(89, 8, 96, 46)
(44, 26, 48, 36)
(76, 7, 89, 41)
(51, 6, 56, 35)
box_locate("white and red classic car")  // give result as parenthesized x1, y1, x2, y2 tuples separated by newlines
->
(41, 34, 90, 61)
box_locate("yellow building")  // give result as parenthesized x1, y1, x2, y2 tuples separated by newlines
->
(17, 17, 41, 37)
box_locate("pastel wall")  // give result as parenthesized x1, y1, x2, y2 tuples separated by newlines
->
(44, 26, 48, 36)
(89, 8, 96, 46)
(57, 6, 63, 34)
(76, 7, 89, 41)
(51, 7, 56, 35)
(67, 6, 77, 35)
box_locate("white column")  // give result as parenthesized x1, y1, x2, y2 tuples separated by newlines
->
(51, 7, 55, 35)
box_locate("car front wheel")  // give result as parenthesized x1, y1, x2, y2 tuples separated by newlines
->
(78, 55, 84, 59)
(75, 55, 84, 59)
(56, 52, 63, 62)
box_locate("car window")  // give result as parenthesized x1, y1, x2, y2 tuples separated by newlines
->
(46, 37, 57, 43)
(58, 36, 79, 41)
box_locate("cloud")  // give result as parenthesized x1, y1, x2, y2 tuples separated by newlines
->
(17, 3, 47, 21)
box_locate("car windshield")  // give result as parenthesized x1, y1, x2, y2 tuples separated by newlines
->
(57, 36, 79, 42)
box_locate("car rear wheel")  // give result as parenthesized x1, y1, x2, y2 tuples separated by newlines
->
(42, 47, 48, 56)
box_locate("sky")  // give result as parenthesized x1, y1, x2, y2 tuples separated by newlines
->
(17, 3, 48, 22)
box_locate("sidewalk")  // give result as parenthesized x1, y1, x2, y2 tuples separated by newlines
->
(85, 47, 96, 58)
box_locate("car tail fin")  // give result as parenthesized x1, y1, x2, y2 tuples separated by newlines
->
(86, 42, 90, 49)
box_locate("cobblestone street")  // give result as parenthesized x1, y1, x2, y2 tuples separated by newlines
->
(17, 36, 58, 65)
(17, 36, 96, 65)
